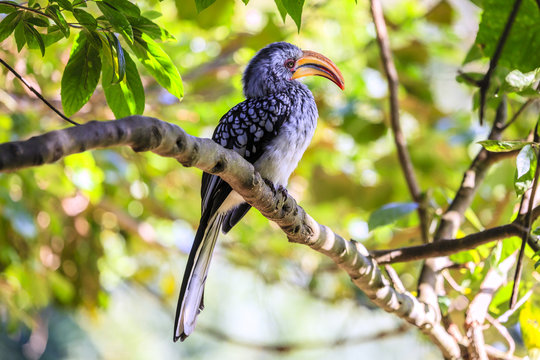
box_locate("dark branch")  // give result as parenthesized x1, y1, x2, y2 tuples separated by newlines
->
(510, 130, 540, 308)
(0, 58, 79, 126)
(478, 0, 523, 124)
(369, 0, 429, 244)
(501, 99, 537, 131)
(371, 224, 522, 264)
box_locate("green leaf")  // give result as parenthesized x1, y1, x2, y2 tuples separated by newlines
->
(24, 23, 45, 56)
(141, 10, 162, 19)
(103, 51, 145, 118)
(471, 0, 540, 72)
(26, 17, 49, 27)
(107, 33, 125, 83)
(107, 0, 140, 17)
(73, 8, 97, 30)
(274, 0, 288, 22)
(127, 16, 175, 41)
(13, 20, 25, 52)
(0, 2, 17, 14)
(52, 0, 73, 11)
(241, 0, 249, 4)
(0, 11, 22, 42)
(517, 144, 536, 179)
(194, 0, 217, 13)
(505, 69, 540, 91)
(97, 1, 133, 42)
(368, 202, 418, 230)
(281, 0, 304, 30)
(477, 140, 533, 152)
(45, 4, 70, 38)
(61, 31, 102, 116)
(128, 32, 183, 100)
(42, 25, 64, 46)
(514, 144, 537, 196)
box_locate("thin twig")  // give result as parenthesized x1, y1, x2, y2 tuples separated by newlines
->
(0, 58, 79, 126)
(498, 289, 533, 323)
(485, 314, 515, 355)
(485, 345, 524, 360)
(501, 99, 537, 131)
(478, 0, 523, 124)
(465, 252, 517, 360)
(370, 0, 428, 243)
(384, 264, 406, 293)
(0, 1, 56, 21)
(442, 269, 467, 294)
(510, 126, 540, 308)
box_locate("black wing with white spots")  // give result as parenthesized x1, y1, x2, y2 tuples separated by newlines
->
(200, 93, 292, 231)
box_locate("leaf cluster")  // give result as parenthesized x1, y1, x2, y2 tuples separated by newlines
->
(0, 0, 182, 118)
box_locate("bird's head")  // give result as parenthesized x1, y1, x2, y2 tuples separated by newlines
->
(243, 42, 345, 98)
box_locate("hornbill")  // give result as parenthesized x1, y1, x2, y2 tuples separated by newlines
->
(174, 42, 344, 341)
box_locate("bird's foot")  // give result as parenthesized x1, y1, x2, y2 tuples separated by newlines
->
(275, 184, 289, 199)
(263, 178, 288, 198)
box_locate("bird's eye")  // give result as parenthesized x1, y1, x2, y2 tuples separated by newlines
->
(285, 59, 295, 69)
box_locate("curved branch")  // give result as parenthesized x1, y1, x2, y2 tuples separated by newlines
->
(0, 58, 78, 126)
(0, 116, 457, 357)
(465, 252, 517, 360)
(369, 0, 429, 244)
(371, 224, 522, 264)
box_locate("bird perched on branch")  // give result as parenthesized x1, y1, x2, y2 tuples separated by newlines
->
(174, 42, 344, 341)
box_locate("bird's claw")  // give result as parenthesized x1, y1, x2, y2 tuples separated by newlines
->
(263, 178, 288, 198)
(276, 184, 289, 198)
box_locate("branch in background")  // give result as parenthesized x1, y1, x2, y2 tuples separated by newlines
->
(478, 0, 523, 124)
(200, 321, 410, 352)
(485, 345, 524, 360)
(501, 99, 537, 131)
(0, 116, 456, 356)
(369, 0, 429, 244)
(486, 315, 515, 356)
(465, 252, 517, 360)
(371, 223, 523, 264)
(498, 289, 533, 323)
(133, 278, 410, 352)
(417, 97, 508, 331)
(510, 136, 540, 308)
(0, 58, 79, 126)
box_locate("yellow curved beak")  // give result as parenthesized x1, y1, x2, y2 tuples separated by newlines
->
(291, 50, 345, 90)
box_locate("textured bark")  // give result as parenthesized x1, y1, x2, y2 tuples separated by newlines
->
(0, 116, 458, 358)
(417, 100, 509, 355)
(465, 253, 517, 360)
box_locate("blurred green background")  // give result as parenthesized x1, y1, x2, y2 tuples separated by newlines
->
(1, 0, 539, 358)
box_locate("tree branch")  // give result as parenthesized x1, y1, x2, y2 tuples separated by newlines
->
(417, 98, 508, 329)
(478, 0, 523, 124)
(465, 252, 517, 360)
(371, 224, 522, 264)
(0, 116, 458, 358)
(369, 0, 429, 244)
(0, 58, 79, 126)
